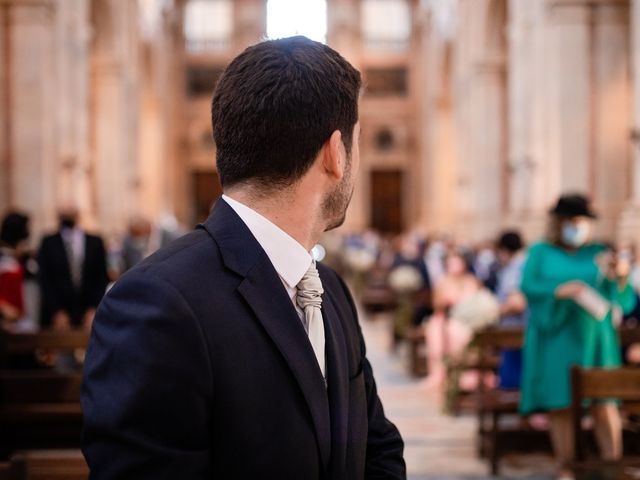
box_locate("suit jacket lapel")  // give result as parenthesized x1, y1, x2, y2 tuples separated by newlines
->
(321, 283, 350, 479)
(200, 200, 331, 469)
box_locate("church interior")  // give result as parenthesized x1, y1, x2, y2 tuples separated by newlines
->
(3, 0, 640, 479)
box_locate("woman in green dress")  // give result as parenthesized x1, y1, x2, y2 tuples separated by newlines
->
(520, 194, 636, 478)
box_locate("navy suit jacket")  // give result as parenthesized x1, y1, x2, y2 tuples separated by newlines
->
(38, 231, 109, 326)
(81, 199, 405, 479)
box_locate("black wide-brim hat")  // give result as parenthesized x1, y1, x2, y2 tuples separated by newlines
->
(549, 193, 598, 219)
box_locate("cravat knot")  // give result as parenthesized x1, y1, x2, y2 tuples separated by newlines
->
(296, 262, 324, 311)
(295, 261, 326, 382)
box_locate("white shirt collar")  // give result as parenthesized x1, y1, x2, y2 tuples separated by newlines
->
(222, 195, 312, 290)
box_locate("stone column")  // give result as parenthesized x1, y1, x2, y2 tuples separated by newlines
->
(547, 0, 630, 239)
(327, 0, 366, 232)
(233, 0, 265, 53)
(447, 0, 509, 241)
(591, 2, 630, 235)
(2, 0, 57, 237)
(419, 2, 460, 235)
(89, 0, 141, 236)
(505, 0, 554, 240)
(54, 0, 91, 219)
(619, 0, 640, 242)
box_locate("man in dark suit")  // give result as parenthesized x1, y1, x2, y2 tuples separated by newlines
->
(38, 207, 109, 331)
(82, 36, 406, 479)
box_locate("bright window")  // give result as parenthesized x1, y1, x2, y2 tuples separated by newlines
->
(267, 0, 327, 43)
(362, 0, 411, 51)
(184, 0, 234, 52)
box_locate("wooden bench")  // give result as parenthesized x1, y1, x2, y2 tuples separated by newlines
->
(405, 325, 428, 377)
(0, 330, 89, 458)
(0, 330, 90, 361)
(455, 326, 640, 475)
(570, 365, 640, 478)
(1, 450, 88, 480)
(464, 326, 525, 475)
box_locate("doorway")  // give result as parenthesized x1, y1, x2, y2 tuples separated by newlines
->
(370, 169, 404, 234)
(192, 171, 222, 225)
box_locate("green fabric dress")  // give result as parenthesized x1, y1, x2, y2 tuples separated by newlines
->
(519, 241, 636, 414)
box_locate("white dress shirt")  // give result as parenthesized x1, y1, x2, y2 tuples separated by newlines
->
(61, 227, 85, 288)
(222, 195, 313, 315)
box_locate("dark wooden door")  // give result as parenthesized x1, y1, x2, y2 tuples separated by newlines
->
(193, 171, 223, 225)
(370, 170, 404, 234)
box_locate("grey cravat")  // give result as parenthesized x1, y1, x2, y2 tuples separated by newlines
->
(296, 261, 326, 380)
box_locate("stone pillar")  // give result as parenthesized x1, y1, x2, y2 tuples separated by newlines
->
(89, 0, 141, 236)
(547, 0, 631, 239)
(54, 0, 91, 219)
(547, 2, 592, 194)
(619, 0, 640, 242)
(233, 0, 265, 53)
(327, 0, 365, 232)
(419, 3, 460, 235)
(446, 0, 509, 241)
(505, 0, 554, 240)
(2, 0, 57, 237)
(507, 0, 538, 218)
(137, 1, 188, 226)
(591, 2, 630, 234)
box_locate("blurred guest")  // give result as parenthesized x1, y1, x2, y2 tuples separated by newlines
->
(392, 234, 432, 325)
(38, 207, 109, 332)
(424, 237, 447, 286)
(425, 249, 480, 387)
(474, 241, 499, 292)
(121, 216, 153, 272)
(0, 211, 30, 325)
(619, 243, 640, 294)
(494, 231, 528, 389)
(520, 194, 636, 478)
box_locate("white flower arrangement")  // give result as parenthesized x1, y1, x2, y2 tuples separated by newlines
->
(450, 289, 500, 331)
(343, 247, 377, 273)
(388, 265, 424, 294)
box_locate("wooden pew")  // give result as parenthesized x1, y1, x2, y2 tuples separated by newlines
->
(0, 330, 89, 458)
(570, 365, 640, 479)
(8, 450, 88, 480)
(0, 463, 11, 480)
(0, 331, 90, 361)
(457, 325, 640, 475)
(465, 326, 525, 475)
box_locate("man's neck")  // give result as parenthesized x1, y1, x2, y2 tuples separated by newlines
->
(224, 188, 324, 251)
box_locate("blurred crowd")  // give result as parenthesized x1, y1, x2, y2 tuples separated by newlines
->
(323, 192, 640, 476)
(1, 193, 639, 475)
(0, 207, 184, 334)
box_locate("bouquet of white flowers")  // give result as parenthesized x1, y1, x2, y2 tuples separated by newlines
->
(388, 265, 424, 294)
(343, 247, 377, 273)
(450, 289, 500, 332)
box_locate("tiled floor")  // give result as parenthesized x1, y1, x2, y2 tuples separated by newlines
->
(360, 313, 556, 480)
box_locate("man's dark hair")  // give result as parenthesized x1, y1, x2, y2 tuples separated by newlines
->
(497, 231, 524, 253)
(212, 36, 362, 189)
(0, 211, 30, 248)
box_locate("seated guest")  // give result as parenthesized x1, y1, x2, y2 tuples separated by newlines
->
(37, 207, 109, 332)
(520, 193, 636, 479)
(392, 234, 432, 326)
(494, 231, 528, 389)
(0, 211, 30, 325)
(425, 249, 480, 387)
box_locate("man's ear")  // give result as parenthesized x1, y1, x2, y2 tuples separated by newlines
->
(322, 130, 345, 181)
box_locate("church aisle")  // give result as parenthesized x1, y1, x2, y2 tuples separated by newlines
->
(359, 313, 555, 480)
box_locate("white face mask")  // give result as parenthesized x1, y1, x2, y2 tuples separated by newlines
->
(561, 220, 591, 248)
